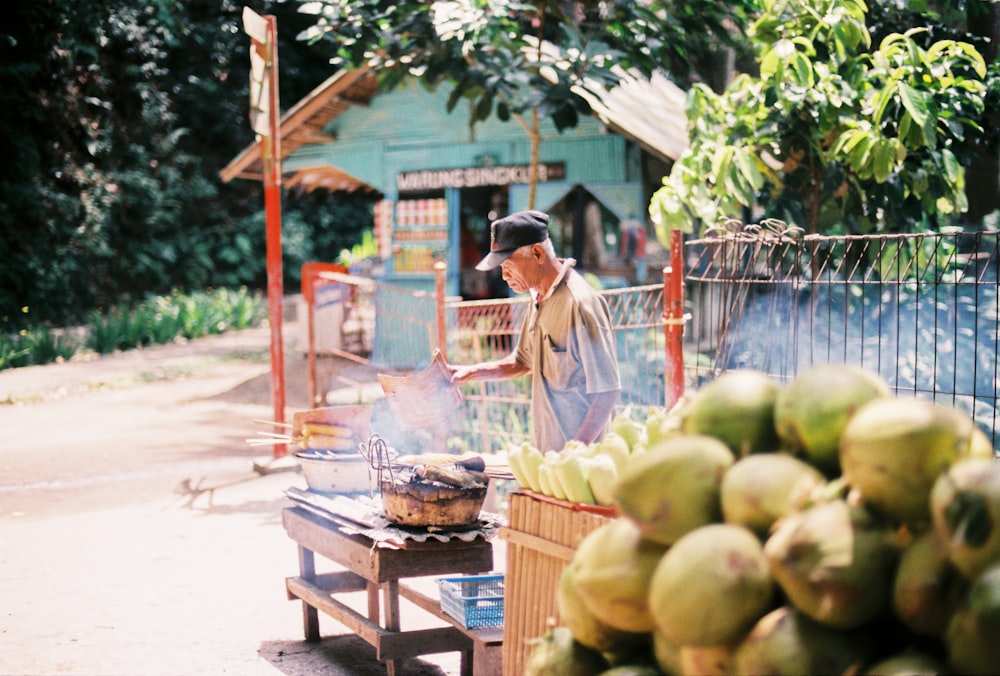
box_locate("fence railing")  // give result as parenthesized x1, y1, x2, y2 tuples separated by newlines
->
(302, 264, 672, 453)
(683, 225, 999, 450)
(301, 228, 999, 453)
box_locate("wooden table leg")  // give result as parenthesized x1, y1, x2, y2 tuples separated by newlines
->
(366, 581, 380, 625)
(383, 579, 401, 676)
(297, 544, 320, 642)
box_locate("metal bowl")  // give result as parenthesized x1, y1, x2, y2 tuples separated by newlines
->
(296, 450, 371, 494)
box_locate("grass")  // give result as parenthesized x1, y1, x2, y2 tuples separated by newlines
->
(1, 287, 267, 372)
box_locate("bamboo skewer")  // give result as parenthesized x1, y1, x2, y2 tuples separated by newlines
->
(245, 438, 288, 446)
(255, 431, 293, 440)
(254, 419, 294, 428)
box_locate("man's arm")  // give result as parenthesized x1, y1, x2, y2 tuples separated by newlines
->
(449, 352, 531, 384)
(572, 389, 620, 444)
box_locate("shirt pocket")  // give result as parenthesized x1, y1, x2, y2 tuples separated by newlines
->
(539, 333, 574, 389)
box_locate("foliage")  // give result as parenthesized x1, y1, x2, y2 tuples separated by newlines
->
(0, 326, 80, 371)
(84, 288, 266, 355)
(0, 288, 265, 368)
(338, 229, 378, 268)
(0, 1, 369, 333)
(648, 0, 992, 238)
(296, 0, 756, 205)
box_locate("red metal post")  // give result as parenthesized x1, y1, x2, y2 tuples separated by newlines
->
(263, 15, 286, 458)
(300, 261, 349, 407)
(663, 229, 685, 409)
(301, 262, 318, 408)
(434, 261, 447, 359)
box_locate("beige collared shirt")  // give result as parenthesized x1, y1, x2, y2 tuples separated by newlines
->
(515, 261, 621, 452)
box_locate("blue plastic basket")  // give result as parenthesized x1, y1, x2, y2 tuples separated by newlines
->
(437, 574, 505, 629)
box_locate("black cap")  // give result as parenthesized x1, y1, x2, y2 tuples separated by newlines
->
(475, 210, 550, 271)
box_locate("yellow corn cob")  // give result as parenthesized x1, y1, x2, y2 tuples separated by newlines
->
(301, 422, 354, 438)
(583, 454, 618, 507)
(506, 444, 530, 488)
(543, 452, 569, 500)
(301, 434, 356, 451)
(553, 452, 596, 505)
(520, 443, 545, 493)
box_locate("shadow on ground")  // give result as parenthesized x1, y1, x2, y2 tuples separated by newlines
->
(258, 636, 451, 676)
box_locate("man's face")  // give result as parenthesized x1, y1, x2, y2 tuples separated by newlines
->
(500, 246, 539, 294)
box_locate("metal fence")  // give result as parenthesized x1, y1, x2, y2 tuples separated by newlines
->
(302, 227, 999, 453)
(446, 285, 667, 453)
(303, 266, 668, 453)
(683, 224, 1000, 450)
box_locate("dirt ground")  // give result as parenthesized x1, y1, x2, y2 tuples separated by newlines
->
(0, 319, 494, 676)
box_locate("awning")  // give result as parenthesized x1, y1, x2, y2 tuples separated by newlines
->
(510, 182, 643, 222)
(219, 67, 380, 193)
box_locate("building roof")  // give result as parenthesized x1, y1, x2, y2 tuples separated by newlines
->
(219, 67, 380, 192)
(219, 64, 689, 194)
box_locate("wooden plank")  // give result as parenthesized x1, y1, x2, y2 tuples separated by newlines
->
(283, 507, 494, 583)
(286, 576, 388, 647)
(283, 508, 381, 579)
(397, 582, 505, 645)
(498, 527, 577, 562)
(373, 543, 493, 581)
(377, 627, 473, 661)
(287, 576, 473, 662)
(309, 570, 368, 593)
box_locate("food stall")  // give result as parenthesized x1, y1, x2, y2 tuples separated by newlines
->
(269, 355, 509, 675)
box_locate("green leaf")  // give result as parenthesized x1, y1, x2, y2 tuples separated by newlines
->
(897, 82, 930, 130)
(873, 139, 897, 183)
(734, 147, 764, 193)
(941, 148, 960, 184)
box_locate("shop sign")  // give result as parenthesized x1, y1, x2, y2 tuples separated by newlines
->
(397, 162, 566, 192)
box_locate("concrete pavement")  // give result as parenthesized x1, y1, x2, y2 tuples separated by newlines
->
(0, 320, 502, 676)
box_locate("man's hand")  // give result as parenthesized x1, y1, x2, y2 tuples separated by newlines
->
(450, 365, 477, 385)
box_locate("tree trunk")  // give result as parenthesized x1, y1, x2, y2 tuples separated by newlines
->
(965, 1, 1000, 226)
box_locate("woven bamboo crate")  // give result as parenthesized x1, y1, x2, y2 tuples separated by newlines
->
(499, 491, 614, 676)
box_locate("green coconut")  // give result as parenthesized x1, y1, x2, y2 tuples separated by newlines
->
(840, 397, 975, 528)
(892, 530, 967, 637)
(557, 563, 651, 657)
(773, 363, 890, 474)
(764, 499, 900, 629)
(525, 626, 611, 676)
(721, 453, 827, 536)
(930, 457, 1000, 581)
(648, 523, 773, 646)
(651, 630, 682, 676)
(681, 369, 781, 456)
(615, 434, 734, 546)
(863, 652, 950, 675)
(597, 666, 664, 676)
(570, 518, 669, 634)
(732, 606, 876, 676)
(946, 562, 1000, 675)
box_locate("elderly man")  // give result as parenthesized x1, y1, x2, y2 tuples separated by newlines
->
(448, 209, 621, 453)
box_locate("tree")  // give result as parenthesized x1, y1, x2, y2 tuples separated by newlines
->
(648, 0, 991, 239)
(297, 0, 755, 207)
(0, 1, 352, 329)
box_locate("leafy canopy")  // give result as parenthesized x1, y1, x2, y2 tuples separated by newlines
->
(649, 0, 989, 239)
(297, 0, 752, 128)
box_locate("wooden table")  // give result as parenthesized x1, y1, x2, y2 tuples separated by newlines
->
(282, 506, 501, 675)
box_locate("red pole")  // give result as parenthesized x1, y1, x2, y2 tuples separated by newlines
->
(263, 15, 286, 458)
(301, 262, 317, 408)
(663, 229, 685, 409)
(434, 261, 447, 359)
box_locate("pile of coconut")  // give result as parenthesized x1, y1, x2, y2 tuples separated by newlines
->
(524, 364, 999, 675)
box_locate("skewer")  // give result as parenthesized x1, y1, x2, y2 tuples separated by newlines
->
(255, 431, 293, 440)
(245, 438, 287, 446)
(254, 419, 294, 428)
